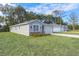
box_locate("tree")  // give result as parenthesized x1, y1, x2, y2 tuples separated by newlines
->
(52, 10, 65, 32)
(1, 5, 28, 25)
(1, 4, 15, 25)
(69, 12, 78, 31)
(55, 16, 63, 24)
(13, 5, 27, 24)
(0, 16, 4, 23)
(35, 14, 46, 20)
(52, 10, 64, 24)
(25, 12, 37, 20)
(43, 15, 54, 24)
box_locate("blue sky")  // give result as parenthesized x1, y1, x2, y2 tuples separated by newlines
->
(0, 3, 79, 23)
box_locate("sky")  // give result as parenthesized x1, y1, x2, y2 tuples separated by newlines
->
(0, 3, 79, 23)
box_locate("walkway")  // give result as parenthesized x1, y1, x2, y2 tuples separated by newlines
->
(51, 33, 79, 38)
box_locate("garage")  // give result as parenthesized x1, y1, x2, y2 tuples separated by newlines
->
(44, 24, 53, 34)
(53, 26, 61, 32)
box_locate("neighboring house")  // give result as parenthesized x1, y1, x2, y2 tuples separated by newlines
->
(10, 20, 68, 36)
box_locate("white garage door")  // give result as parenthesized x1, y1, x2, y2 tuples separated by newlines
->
(53, 27, 61, 32)
(44, 25, 53, 34)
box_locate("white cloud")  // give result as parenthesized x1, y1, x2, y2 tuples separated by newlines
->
(7, 3, 17, 7)
(45, 4, 79, 15)
(0, 3, 17, 16)
(58, 4, 78, 11)
(0, 3, 16, 7)
(27, 4, 47, 13)
(0, 3, 6, 6)
(27, 3, 79, 15)
(0, 3, 78, 16)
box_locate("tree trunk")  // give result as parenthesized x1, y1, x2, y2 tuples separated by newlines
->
(72, 21, 75, 31)
(72, 24, 75, 31)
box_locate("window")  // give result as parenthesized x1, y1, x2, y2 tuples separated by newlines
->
(33, 25, 36, 32)
(33, 25, 39, 32)
(36, 25, 39, 32)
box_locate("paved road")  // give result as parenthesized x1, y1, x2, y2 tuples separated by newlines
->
(51, 33, 79, 38)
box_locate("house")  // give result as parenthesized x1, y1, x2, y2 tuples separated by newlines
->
(10, 20, 68, 36)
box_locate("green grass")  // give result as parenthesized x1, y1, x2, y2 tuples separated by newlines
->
(1, 32, 79, 56)
(56, 30, 79, 35)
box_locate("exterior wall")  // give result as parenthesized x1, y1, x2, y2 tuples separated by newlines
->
(10, 20, 43, 36)
(52, 24, 68, 32)
(29, 21, 43, 33)
(10, 20, 68, 36)
(63, 25, 68, 31)
(10, 24, 29, 36)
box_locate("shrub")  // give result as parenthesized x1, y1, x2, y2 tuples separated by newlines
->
(68, 24, 79, 30)
(30, 33, 50, 37)
(0, 25, 9, 32)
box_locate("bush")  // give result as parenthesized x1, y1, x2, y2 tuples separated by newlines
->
(30, 33, 50, 37)
(68, 24, 79, 30)
(0, 25, 9, 32)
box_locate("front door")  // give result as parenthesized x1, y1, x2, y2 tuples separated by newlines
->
(42, 25, 44, 33)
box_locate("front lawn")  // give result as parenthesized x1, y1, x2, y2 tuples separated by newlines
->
(56, 30, 79, 35)
(0, 32, 79, 56)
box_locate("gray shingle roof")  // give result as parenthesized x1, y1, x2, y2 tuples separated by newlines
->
(10, 19, 41, 27)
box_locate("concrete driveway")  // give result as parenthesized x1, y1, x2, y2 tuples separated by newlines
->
(51, 33, 79, 38)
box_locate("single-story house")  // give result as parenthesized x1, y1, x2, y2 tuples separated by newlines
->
(10, 20, 68, 36)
